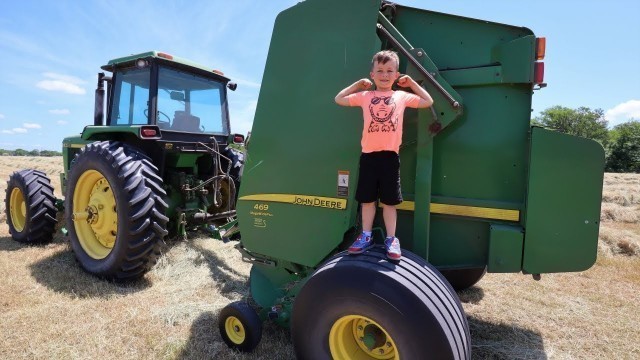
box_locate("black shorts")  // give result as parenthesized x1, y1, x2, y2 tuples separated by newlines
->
(355, 151, 402, 205)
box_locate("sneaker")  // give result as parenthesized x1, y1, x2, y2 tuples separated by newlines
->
(348, 233, 373, 254)
(384, 237, 402, 260)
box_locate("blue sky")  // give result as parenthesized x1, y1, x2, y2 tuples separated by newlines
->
(1, 0, 638, 151)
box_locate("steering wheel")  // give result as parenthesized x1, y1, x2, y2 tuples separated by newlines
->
(143, 109, 171, 125)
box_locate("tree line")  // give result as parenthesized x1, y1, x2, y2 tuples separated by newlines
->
(532, 106, 639, 173)
(0, 149, 62, 157)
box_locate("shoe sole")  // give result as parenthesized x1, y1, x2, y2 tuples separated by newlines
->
(386, 253, 401, 261)
(348, 243, 373, 254)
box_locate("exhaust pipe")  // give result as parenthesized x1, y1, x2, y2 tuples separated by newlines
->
(94, 72, 111, 126)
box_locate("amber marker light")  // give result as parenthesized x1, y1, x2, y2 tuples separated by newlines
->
(536, 37, 546, 60)
(158, 52, 174, 60)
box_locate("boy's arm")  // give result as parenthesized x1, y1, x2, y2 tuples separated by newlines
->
(397, 75, 434, 108)
(334, 78, 373, 106)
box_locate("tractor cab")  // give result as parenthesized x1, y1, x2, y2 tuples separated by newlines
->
(99, 51, 236, 142)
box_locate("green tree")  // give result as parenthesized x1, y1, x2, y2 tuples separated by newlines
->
(532, 106, 609, 146)
(13, 148, 28, 156)
(40, 150, 62, 157)
(605, 120, 640, 173)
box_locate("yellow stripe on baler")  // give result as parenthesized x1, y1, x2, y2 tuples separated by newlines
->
(394, 201, 520, 221)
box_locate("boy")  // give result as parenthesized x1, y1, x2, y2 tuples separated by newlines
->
(335, 50, 433, 260)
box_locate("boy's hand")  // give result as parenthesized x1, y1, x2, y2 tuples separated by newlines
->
(396, 75, 414, 88)
(358, 78, 373, 90)
(397, 75, 434, 109)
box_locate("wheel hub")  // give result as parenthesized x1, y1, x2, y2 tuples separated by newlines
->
(330, 315, 398, 359)
(225, 316, 246, 344)
(72, 170, 117, 259)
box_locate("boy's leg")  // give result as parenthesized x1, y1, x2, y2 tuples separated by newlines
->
(350, 153, 378, 255)
(381, 203, 396, 237)
(362, 202, 376, 232)
(379, 151, 402, 260)
(381, 203, 402, 260)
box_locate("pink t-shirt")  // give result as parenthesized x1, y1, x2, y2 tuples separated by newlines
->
(346, 90, 421, 153)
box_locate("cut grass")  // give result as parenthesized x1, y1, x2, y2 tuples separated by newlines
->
(0, 157, 638, 359)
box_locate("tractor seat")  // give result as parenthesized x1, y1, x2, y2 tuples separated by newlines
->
(171, 111, 201, 132)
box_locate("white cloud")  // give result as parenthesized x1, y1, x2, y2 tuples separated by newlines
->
(56, 120, 68, 125)
(36, 72, 86, 95)
(12, 128, 27, 133)
(2, 130, 13, 134)
(606, 100, 640, 128)
(49, 109, 70, 115)
(23, 123, 41, 129)
(0, 113, 5, 119)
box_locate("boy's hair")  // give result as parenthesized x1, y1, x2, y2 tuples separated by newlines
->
(371, 50, 400, 71)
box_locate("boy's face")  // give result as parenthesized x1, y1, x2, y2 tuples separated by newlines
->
(370, 59, 399, 91)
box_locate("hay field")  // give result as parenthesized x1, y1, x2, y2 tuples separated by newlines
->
(0, 156, 638, 359)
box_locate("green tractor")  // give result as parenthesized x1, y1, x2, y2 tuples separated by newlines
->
(5, 51, 244, 280)
(217, 0, 605, 359)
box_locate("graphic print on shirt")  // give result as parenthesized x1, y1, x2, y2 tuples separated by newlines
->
(368, 95, 397, 133)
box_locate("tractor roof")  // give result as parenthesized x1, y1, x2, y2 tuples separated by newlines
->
(101, 51, 229, 80)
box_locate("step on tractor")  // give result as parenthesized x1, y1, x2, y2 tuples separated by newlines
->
(5, 51, 245, 280)
(5, 0, 605, 359)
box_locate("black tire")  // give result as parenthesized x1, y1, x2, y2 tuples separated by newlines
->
(5, 169, 57, 244)
(218, 301, 263, 352)
(440, 267, 487, 291)
(292, 247, 470, 360)
(65, 141, 168, 280)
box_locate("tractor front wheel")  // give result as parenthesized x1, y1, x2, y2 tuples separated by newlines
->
(65, 141, 168, 280)
(5, 169, 57, 244)
(292, 247, 471, 359)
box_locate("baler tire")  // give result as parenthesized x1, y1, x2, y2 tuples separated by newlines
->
(218, 301, 263, 352)
(5, 169, 57, 244)
(440, 266, 487, 291)
(65, 141, 168, 280)
(291, 246, 470, 360)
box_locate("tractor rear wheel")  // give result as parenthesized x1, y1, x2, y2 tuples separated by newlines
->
(440, 267, 487, 291)
(292, 247, 470, 360)
(65, 141, 168, 280)
(5, 169, 57, 244)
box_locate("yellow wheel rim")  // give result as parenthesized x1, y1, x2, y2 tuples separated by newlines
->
(72, 170, 117, 259)
(330, 315, 399, 360)
(9, 187, 27, 232)
(225, 316, 246, 344)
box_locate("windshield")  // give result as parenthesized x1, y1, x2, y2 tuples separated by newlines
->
(107, 64, 229, 134)
(157, 66, 228, 134)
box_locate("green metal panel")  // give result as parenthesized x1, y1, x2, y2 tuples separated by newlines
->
(523, 127, 605, 273)
(392, 6, 535, 267)
(236, 0, 382, 267)
(488, 224, 523, 272)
